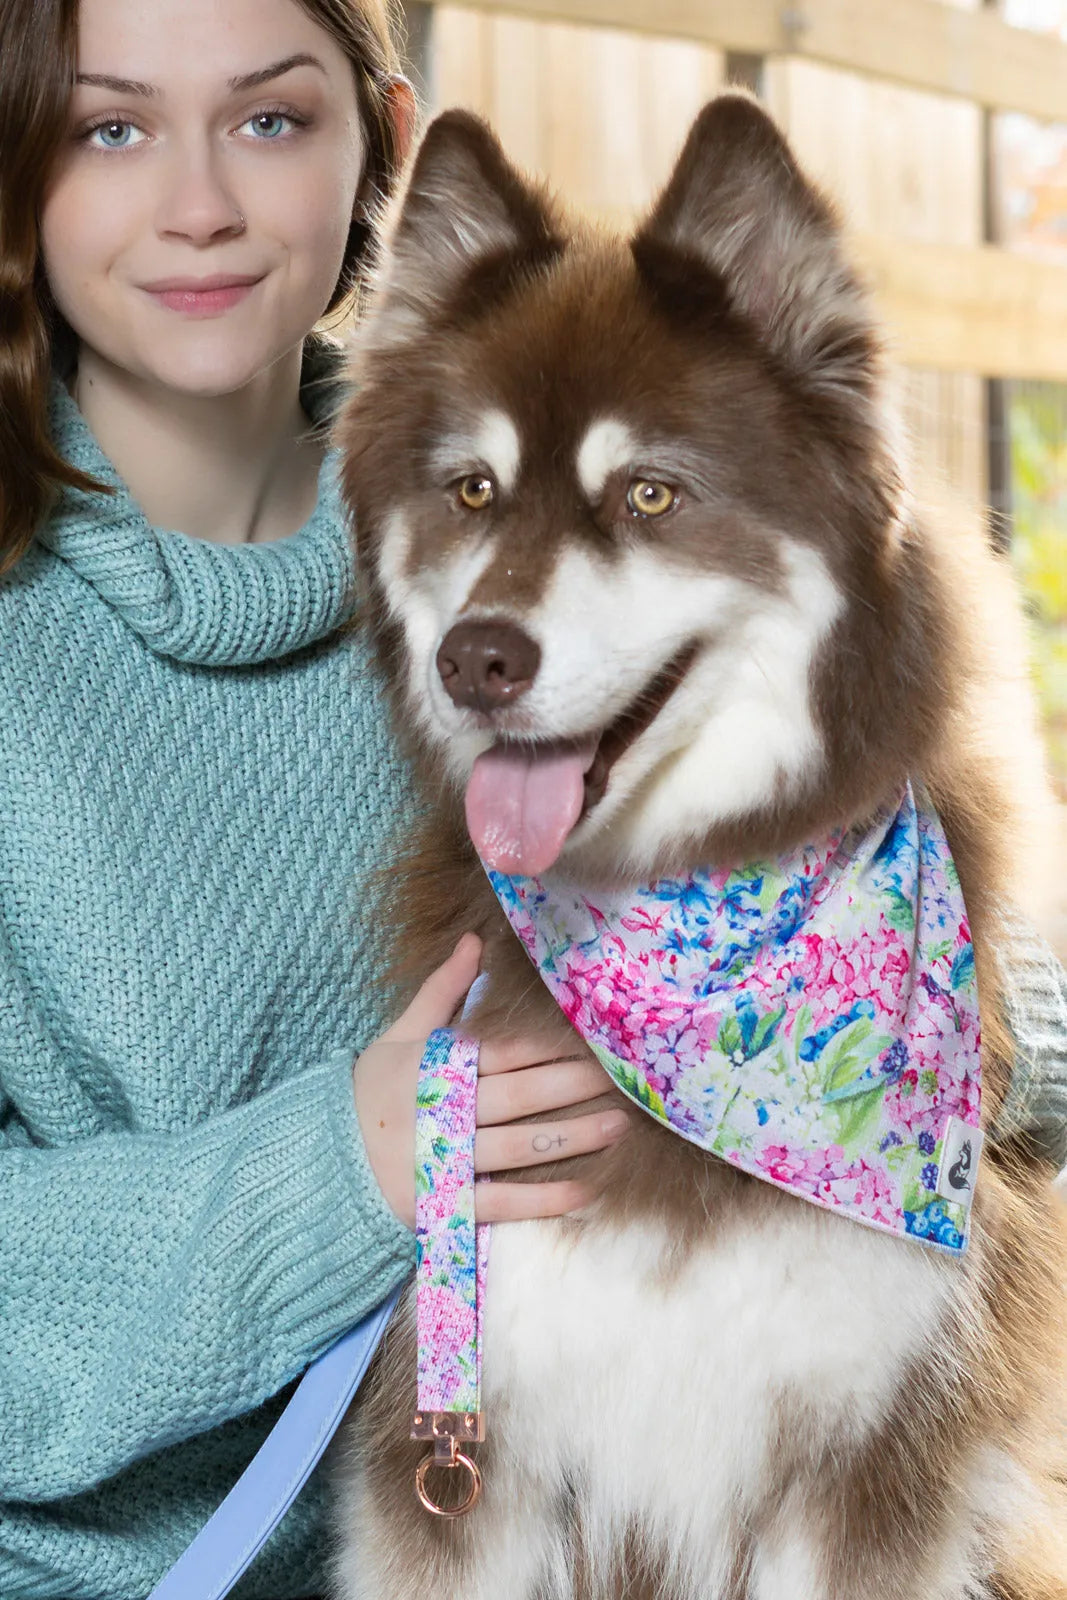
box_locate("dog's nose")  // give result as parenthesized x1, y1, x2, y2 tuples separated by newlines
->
(436, 618, 541, 712)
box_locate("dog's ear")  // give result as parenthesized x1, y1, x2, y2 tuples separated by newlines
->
(633, 94, 877, 396)
(363, 110, 561, 348)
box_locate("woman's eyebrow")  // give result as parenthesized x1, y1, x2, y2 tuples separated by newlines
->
(76, 73, 158, 97)
(73, 55, 327, 101)
(227, 54, 328, 93)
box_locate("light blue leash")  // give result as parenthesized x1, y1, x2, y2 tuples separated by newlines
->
(147, 1282, 404, 1600)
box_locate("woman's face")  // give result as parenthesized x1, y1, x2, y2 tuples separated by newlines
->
(40, 0, 368, 396)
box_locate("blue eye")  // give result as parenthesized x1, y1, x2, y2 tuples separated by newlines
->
(88, 121, 144, 149)
(245, 112, 292, 139)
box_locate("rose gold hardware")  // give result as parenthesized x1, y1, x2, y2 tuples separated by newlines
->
(414, 1435, 483, 1518)
(411, 1409, 484, 1443)
(411, 1410, 484, 1518)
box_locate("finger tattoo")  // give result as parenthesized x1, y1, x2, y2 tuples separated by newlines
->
(532, 1132, 568, 1153)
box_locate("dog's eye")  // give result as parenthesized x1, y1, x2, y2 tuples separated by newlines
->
(457, 475, 495, 511)
(626, 479, 676, 518)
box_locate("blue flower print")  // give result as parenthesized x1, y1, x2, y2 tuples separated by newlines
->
(904, 1200, 964, 1252)
(881, 1038, 909, 1077)
(949, 944, 975, 993)
(767, 880, 817, 948)
(716, 997, 786, 1066)
(799, 999, 879, 1063)
(871, 803, 914, 884)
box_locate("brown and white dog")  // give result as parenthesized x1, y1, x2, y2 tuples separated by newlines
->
(332, 95, 1067, 1600)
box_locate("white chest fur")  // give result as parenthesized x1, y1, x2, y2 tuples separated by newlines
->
(335, 1200, 1003, 1600)
(479, 1203, 964, 1598)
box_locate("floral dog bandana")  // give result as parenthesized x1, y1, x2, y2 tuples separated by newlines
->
(487, 783, 983, 1254)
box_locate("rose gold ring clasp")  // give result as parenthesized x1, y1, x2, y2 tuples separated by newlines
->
(414, 1434, 483, 1518)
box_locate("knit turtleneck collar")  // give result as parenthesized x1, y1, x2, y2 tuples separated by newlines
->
(38, 341, 356, 667)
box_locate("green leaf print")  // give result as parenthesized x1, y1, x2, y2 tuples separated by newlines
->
(787, 1004, 819, 1095)
(756, 869, 787, 914)
(749, 1005, 786, 1056)
(543, 933, 572, 970)
(884, 1140, 910, 1176)
(593, 1044, 667, 1120)
(821, 1018, 894, 1102)
(949, 945, 975, 992)
(826, 1081, 886, 1151)
(717, 1013, 744, 1059)
(884, 887, 916, 932)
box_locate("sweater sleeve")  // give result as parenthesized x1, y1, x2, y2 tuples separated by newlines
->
(0, 928, 414, 1503)
(995, 918, 1067, 1173)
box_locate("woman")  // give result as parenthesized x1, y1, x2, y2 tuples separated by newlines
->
(0, 2, 1064, 1598)
(0, 1, 629, 1595)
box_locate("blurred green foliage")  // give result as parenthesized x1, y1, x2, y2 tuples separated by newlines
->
(1009, 382, 1067, 798)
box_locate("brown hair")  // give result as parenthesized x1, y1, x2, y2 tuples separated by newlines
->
(0, 0, 407, 575)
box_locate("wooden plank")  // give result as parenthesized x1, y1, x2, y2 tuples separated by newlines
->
(522, 211, 1067, 383)
(432, 7, 723, 215)
(855, 234, 1067, 381)
(892, 366, 986, 503)
(447, 0, 780, 55)
(788, 0, 1067, 120)
(430, 7, 1067, 383)
(768, 57, 983, 246)
(431, 5, 494, 114)
(450, 0, 1067, 122)
(486, 14, 545, 174)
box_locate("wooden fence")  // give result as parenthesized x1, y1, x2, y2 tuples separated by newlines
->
(415, 0, 1067, 383)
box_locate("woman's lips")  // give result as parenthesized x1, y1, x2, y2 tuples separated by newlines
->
(141, 275, 263, 316)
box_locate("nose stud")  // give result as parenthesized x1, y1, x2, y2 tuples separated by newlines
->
(436, 618, 541, 713)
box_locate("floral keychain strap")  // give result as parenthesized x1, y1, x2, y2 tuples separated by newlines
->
(411, 1027, 488, 1517)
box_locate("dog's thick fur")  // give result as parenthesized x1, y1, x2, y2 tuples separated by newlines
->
(331, 95, 1067, 1600)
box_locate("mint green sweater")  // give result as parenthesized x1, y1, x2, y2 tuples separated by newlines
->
(0, 363, 415, 1600)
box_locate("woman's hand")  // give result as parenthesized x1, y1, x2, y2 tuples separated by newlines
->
(353, 934, 629, 1228)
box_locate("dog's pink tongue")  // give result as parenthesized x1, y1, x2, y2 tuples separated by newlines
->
(466, 742, 594, 875)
